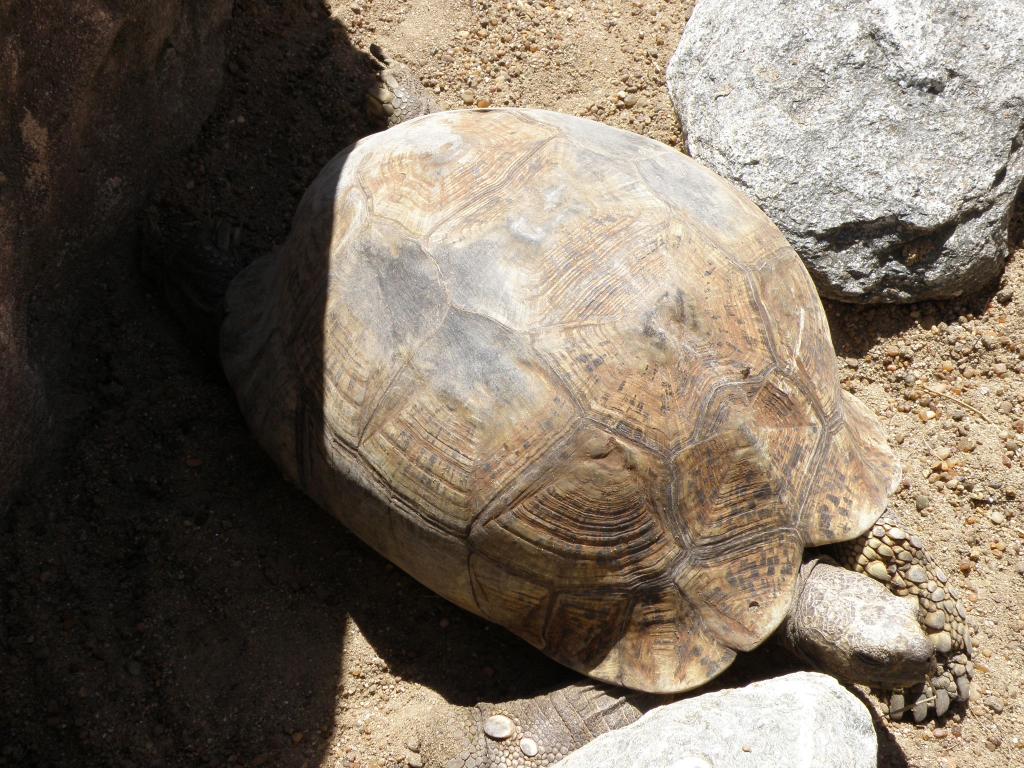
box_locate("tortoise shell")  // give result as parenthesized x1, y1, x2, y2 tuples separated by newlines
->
(221, 108, 899, 693)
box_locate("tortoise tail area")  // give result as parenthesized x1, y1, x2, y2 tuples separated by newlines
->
(220, 248, 305, 486)
(140, 210, 245, 354)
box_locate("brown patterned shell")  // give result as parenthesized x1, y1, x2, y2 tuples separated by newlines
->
(220, 108, 899, 694)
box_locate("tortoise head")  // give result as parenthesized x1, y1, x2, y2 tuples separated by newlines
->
(781, 559, 933, 691)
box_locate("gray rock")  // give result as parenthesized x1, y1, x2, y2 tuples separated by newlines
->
(668, 0, 1024, 303)
(552, 672, 876, 768)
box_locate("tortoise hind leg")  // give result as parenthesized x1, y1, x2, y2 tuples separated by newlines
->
(832, 511, 973, 721)
(420, 683, 658, 768)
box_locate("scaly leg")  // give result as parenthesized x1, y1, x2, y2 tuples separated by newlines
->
(832, 511, 973, 721)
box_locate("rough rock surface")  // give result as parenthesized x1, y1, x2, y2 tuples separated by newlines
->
(668, 0, 1024, 303)
(0, 0, 232, 510)
(552, 672, 876, 768)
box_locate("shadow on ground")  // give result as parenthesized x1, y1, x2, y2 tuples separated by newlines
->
(1, 1, 381, 766)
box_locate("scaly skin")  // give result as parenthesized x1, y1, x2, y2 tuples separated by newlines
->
(419, 683, 657, 768)
(365, 44, 440, 128)
(831, 511, 973, 721)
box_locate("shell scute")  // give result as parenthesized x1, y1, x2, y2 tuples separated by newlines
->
(359, 310, 578, 537)
(532, 318, 720, 454)
(318, 221, 449, 447)
(734, 373, 826, 520)
(423, 134, 675, 331)
(588, 587, 737, 691)
(800, 393, 900, 546)
(543, 590, 634, 670)
(671, 428, 802, 649)
(359, 111, 559, 241)
(468, 552, 550, 647)
(470, 428, 676, 589)
(754, 254, 842, 417)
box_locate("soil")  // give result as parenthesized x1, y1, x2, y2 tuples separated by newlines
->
(2, 1, 1022, 767)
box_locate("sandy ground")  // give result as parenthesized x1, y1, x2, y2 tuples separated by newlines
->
(2, 1, 1021, 767)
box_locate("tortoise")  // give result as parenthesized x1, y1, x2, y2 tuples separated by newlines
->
(211, 108, 971, 764)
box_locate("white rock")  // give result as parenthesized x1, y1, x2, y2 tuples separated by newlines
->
(668, 0, 1024, 303)
(552, 672, 876, 768)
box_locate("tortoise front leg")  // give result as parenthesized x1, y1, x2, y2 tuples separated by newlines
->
(832, 511, 973, 721)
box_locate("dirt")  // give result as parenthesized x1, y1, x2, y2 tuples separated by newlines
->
(2, 1, 1021, 767)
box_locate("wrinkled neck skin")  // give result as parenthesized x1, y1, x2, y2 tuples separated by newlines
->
(780, 558, 932, 691)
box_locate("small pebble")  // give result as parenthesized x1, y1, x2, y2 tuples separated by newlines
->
(889, 692, 905, 715)
(905, 564, 928, 583)
(915, 495, 931, 511)
(931, 631, 952, 653)
(935, 688, 951, 716)
(483, 714, 514, 740)
(912, 700, 929, 722)
(957, 676, 971, 701)
(984, 695, 1004, 714)
(519, 737, 538, 757)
